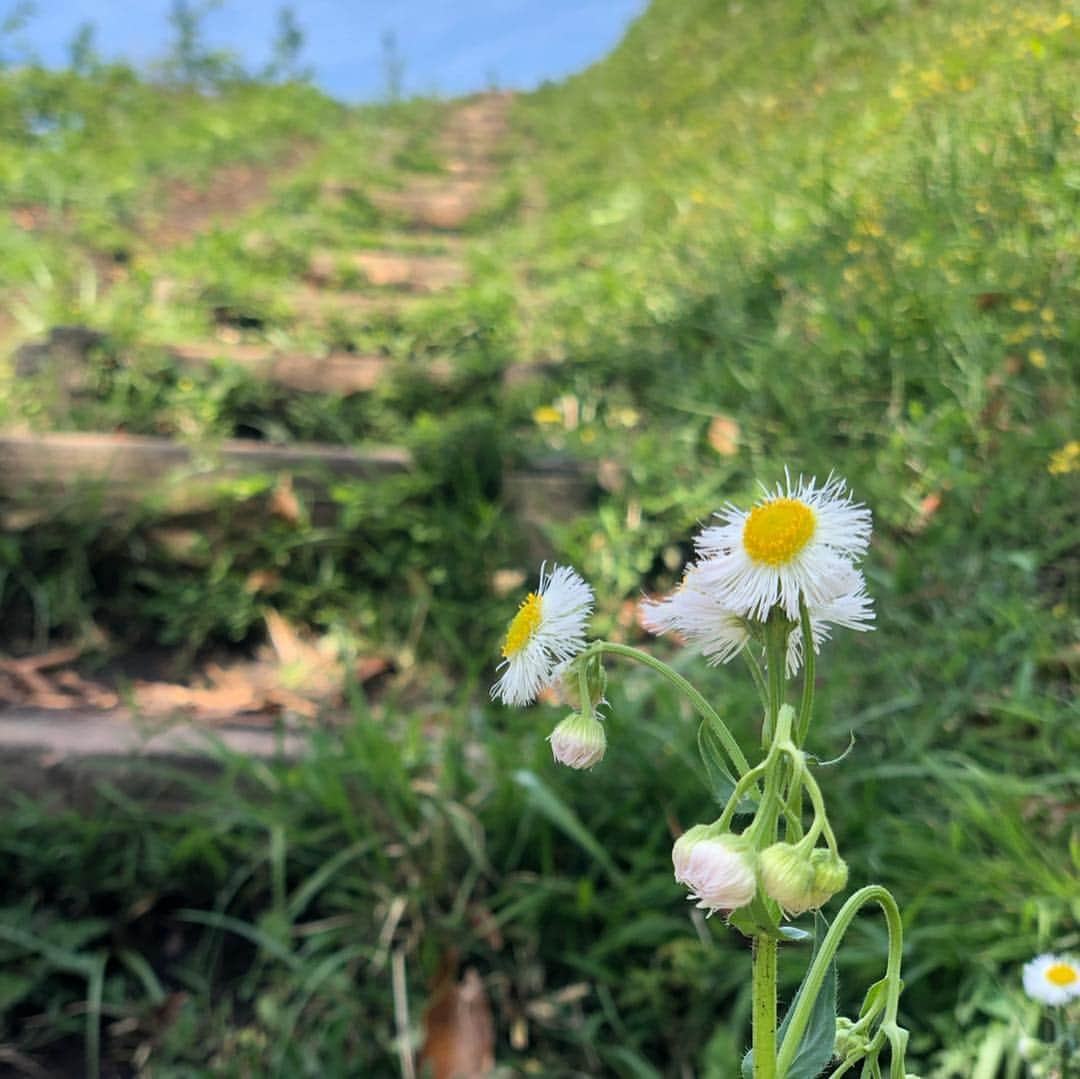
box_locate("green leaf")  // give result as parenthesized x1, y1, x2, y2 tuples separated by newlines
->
(856, 977, 891, 1022)
(697, 721, 756, 812)
(728, 893, 787, 941)
(602, 1045, 663, 1078)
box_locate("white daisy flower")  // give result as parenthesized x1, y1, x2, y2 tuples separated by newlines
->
(492, 563, 594, 707)
(641, 562, 873, 676)
(1023, 953, 1080, 1006)
(784, 565, 875, 675)
(640, 563, 751, 666)
(694, 471, 872, 622)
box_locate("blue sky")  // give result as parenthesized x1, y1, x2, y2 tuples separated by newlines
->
(10, 1, 649, 101)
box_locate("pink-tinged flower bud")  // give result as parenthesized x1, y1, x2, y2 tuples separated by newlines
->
(672, 828, 756, 915)
(548, 713, 606, 770)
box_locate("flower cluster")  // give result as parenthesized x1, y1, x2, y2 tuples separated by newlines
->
(490, 470, 918, 1074)
(642, 471, 874, 673)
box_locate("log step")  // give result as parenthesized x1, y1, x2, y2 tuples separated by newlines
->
(307, 249, 467, 292)
(169, 340, 454, 393)
(0, 431, 412, 510)
(370, 179, 489, 230)
(285, 285, 419, 323)
(169, 341, 394, 395)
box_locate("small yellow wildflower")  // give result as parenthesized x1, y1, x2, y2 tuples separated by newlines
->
(1048, 441, 1079, 475)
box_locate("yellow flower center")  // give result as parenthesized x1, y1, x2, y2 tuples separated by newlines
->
(502, 593, 543, 657)
(743, 499, 816, 565)
(1046, 962, 1079, 987)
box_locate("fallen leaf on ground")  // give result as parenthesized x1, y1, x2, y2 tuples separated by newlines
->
(420, 958, 495, 1079)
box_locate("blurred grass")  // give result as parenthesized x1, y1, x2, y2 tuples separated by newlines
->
(0, 0, 1078, 1073)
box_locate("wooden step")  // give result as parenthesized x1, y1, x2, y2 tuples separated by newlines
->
(307, 249, 467, 292)
(169, 340, 454, 391)
(0, 431, 412, 510)
(285, 285, 417, 323)
(0, 709, 307, 803)
(169, 341, 393, 394)
(370, 179, 489, 230)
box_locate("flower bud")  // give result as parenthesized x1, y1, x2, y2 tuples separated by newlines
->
(672, 828, 756, 915)
(582, 653, 608, 709)
(548, 712, 606, 769)
(809, 847, 848, 903)
(759, 842, 818, 915)
(760, 843, 848, 915)
(834, 1017, 868, 1061)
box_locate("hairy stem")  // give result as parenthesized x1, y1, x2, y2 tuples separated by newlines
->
(752, 933, 778, 1079)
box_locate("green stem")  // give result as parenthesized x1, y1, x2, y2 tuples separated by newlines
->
(716, 760, 769, 832)
(592, 641, 753, 779)
(752, 934, 779, 1079)
(762, 615, 789, 748)
(796, 594, 815, 746)
(799, 766, 838, 852)
(775, 886, 907, 1078)
(746, 707, 795, 847)
(1059, 1010, 1071, 1079)
(577, 663, 593, 719)
(743, 648, 770, 713)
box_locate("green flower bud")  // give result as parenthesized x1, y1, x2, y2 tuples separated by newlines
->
(809, 848, 848, 904)
(760, 843, 848, 915)
(548, 712, 606, 769)
(834, 1017, 869, 1060)
(582, 652, 608, 709)
(759, 842, 818, 915)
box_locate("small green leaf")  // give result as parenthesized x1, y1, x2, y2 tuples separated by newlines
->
(778, 919, 838, 1079)
(856, 976, 890, 1022)
(698, 721, 756, 812)
(727, 893, 786, 941)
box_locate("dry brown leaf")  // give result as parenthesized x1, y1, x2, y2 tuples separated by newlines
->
(269, 474, 303, 524)
(244, 569, 281, 595)
(132, 674, 263, 722)
(707, 414, 740, 456)
(420, 962, 495, 1079)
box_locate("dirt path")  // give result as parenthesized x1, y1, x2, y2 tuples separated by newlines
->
(0, 92, 521, 767)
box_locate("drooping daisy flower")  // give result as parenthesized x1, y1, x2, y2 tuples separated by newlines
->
(640, 563, 751, 666)
(672, 826, 757, 915)
(694, 471, 872, 622)
(784, 565, 874, 675)
(492, 563, 594, 707)
(641, 561, 873, 675)
(1023, 954, 1080, 1006)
